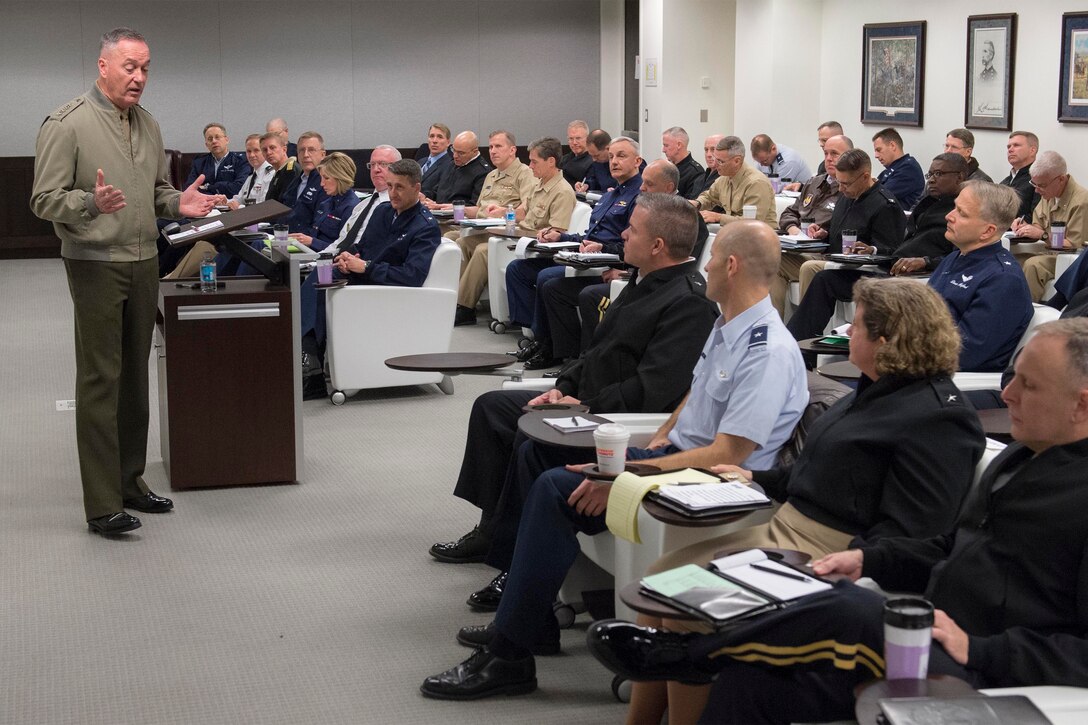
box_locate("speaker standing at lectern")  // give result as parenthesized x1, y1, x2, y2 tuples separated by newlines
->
(30, 27, 215, 536)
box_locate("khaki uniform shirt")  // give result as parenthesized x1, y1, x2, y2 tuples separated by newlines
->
(31, 83, 180, 262)
(1032, 175, 1088, 248)
(474, 159, 536, 217)
(778, 174, 842, 232)
(520, 173, 577, 233)
(696, 163, 777, 227)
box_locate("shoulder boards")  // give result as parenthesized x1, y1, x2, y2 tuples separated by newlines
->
(748, 324, 769, 348)
(46, 97, 84, 123)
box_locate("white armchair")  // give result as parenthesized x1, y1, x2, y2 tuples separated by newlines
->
(953, 303, 1061, 392)
(323, 241, 461, 404)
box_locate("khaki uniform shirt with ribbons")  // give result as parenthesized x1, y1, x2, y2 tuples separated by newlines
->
(520, 173, 578, 233)
(1032, 175, 1088, 248)
(696, 163, 777, 227)
(474, 159, 536, 217)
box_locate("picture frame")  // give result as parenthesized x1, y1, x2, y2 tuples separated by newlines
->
(861, 21, 926, 127)
(1058, 12, 1088, 123)
(965, 14, 1017, 131)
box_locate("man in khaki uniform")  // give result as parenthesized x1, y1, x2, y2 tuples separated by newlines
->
(31, 27, 214, 535)
(693, 136, 776, 227)
(455, 136, 576, 326)
(1010, 151, 1088, 300)
(445, 130, 535, 247)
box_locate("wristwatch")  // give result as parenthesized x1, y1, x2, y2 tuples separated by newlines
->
(1041, 231, 1049, 242)
(362, 259, 372, 273)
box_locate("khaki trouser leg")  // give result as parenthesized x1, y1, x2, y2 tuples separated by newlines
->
(1022, 254, 1056, 302)
(799, 259, 828, 298)
(455, 231, 486, 277)
(458, 240, 490, 308)
(65, 257, 158, 520)
(772, 253, 806, 318)
(163, 241, 216, 279)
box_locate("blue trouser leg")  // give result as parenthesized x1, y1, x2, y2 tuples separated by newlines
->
(530, 265, 569, 339)
(506, 258, 553, 328)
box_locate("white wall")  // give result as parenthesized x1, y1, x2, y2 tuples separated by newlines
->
(600, 0, 626, 134)
(0, 0, 602, 156)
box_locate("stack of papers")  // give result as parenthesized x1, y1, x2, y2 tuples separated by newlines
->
(655, 481, 770, 510)
(542, 416, 599, 433)
(555, 251, 623, 265)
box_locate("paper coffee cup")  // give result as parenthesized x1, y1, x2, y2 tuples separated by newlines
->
(742, 205, 757, 219)
(594, 423, 630, 476)
(883, 598, 934, 680)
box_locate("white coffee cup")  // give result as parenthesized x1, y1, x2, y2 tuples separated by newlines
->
(594, 423, 630, 476)
(742, 205, 757, 219)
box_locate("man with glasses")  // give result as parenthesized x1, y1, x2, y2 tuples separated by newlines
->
(328, 144, 402, 255)
(1010, 151, 1088, 300)
(944, 128, 991, 181)
(422, 130, 491, 207)
(289, 131, 328, 231)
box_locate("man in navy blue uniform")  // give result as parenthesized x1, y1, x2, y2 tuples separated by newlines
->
(872, 127, 925, 210)
(287, 131, 328, 231)
(186, 122, 250, 197)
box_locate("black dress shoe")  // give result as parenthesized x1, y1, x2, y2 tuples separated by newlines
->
(87, 512, 142, 535)
(457, 620, 561, 656)
(467, 571, 507, 611)
(512, 339, 543, 362)
(454, 305, 477, 326)
(429, 525, 490, 564)
(122, 491, 174, 513)
(523, 352, 562, 371)
(420, 648, 536, 700)
(586, 619, 713, 685)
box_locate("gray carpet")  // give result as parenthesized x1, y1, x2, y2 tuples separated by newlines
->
(0, 258, 625, 724)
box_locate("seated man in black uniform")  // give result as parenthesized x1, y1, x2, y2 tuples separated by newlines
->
(588, 318, 1088, 723)
(429, 193, 719, 565)
(787, 153, 966, 340)
(421, 130, 491, 207)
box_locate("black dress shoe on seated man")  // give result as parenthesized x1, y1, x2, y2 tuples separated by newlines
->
(87, 512, 142, 535)
(122, 491, 174, 513)
(420, 648, 536, 700)
(509, 339, 543, 362)
(523, 351, 562, 371)
(454, 304, 477, 326)
(429, 525, 490, 563)
(586, 619, 714, 685)
(467, 570, 507, 611)
(457, 619, 561, 656)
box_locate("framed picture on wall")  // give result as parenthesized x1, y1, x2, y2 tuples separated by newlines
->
(861, 21, 926, 127)
(1058, 12, 1088, 123)
(965, 14, 1017, 130)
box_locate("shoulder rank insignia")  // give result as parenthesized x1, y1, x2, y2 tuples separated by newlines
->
(748, 324, 768, 347)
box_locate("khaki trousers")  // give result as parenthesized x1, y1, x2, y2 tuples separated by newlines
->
(1022, 254, 1056, 302)
(456, 231, 490, 308)
(772, 253, 824, 318)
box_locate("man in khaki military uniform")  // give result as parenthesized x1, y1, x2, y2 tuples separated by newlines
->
(455, 136, 576, 326)
(31, 27, 214, 535)
(1010, 151, 1088, 301)
(444, 130, 535, 247)
(693, 136, 777, 227)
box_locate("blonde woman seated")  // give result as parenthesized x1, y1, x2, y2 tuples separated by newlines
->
(626, 277, 986, 725)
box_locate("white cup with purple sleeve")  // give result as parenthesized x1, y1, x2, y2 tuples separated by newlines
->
(593, 423, 630, 476)
(1051, 221, 1067, 250)
(841, 229, 858, 254)
(453, 200, 466, 222)
(316, 259, 334, 285)
(883, 598, 934, 680)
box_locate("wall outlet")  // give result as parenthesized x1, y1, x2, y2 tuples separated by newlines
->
(700, 109, 709, 122)
(55, 400, 76, 411)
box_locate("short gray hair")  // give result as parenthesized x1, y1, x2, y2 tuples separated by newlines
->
(1033, 319, 1088, 384)
(1032, 151, 1067, 178)
(663, 126, 690, 145)
(651, 159, 680, 189)
(610, 136, 640, 156)
(372, 144, 402, 161)
(100, 27, 145, 53)
(962, 180, 1020, 233)
(567, 120, 589, 133)
(489, 129, 516, 146)
(634, 193, 700, 259)
(528, 137, 563, 163)
(715, 136, 746, 159)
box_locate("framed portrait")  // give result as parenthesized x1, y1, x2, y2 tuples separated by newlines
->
(965, 14, 1017, 131)
(861, 21, 926, 127)
(1058, 12, 1088, 123)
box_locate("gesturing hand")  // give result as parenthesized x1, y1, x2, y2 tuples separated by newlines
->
(94, 169, 126, 214)
(178, 174, 216, 218)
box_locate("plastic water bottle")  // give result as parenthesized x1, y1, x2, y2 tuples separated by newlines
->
(505, 204, 516, 234)
(200, 252, 217, 293)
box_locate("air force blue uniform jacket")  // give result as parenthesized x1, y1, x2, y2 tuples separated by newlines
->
(185, 151, 251, 197)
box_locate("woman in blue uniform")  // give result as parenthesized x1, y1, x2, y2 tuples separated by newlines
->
(288, 152, 361, 252)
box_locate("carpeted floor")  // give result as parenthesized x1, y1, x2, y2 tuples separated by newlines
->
(0, 258, 626, 724)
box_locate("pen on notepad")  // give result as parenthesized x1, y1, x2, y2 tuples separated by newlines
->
(750, 563, 810, 583)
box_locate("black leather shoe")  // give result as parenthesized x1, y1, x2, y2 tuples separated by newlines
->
(454, 305, 477, 326)
(420, 648, 536, 700)
(430, 525, 490, 563)
(457, 620, 561, 656)
(87, 512, 142, 535)
(467, 571, 507, 611)
(512, 339, 543, 362)
(523, 352, 561, 371)
(586, 619, 713, 685)
(122, 492, 174, 513)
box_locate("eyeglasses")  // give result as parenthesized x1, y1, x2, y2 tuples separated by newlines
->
(366, 161, 390, 170)
(1031, 175, 1062, 190)
(925, 170, 960, 179)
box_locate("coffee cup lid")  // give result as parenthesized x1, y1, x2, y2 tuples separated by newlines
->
(884, 597, 934, 629)
(595, 423, 629, 437)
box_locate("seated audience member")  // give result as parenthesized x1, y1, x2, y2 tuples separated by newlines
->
(771, 134, 852, 316)
(428, 194, 718, 568)
(1010, 150, 1088, 300)
(298, 159, 440, 395)
(559, 120, 592, 187)
(661, 126, 705, 199)
(944, 128, 991, 181)
(226, 134, 275, 209)
(812, 120, 844, 177)
(506, 136, 643, 363)
(696, 134, 725, 195)
(287, 131, 328, 231)
(750, 134, 812, 184)
(693, 136, 776, 227)
(455, 137, 575, 327)
(872, 127, 925, 209)
(787, 153, 966, 339)
(417, 223, 811, 700)
(423, 130, 491, 207)
(538, 160, 710, 367)
(265, 117, 297, 158)
(285, 153, 360, 252)
(620, 276, 986, 724)
(928, 181, 1032, 371)
(261, 131, 302, 206)
(1002, 130, 1040, 220)
(419, 123, 453, 199)
(326, 145, 400, 254)
(591, 319, 1088, 723)
(186, 123, 250, 197)
(442, 130, 534, 223)
(574, 129, 615, 193)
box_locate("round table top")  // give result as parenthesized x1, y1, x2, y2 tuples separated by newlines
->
(516, 410, 613, 449)
(854, 675, 979, 724)
(384, 352, 514, 373)
(817, 360, 862, 382)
